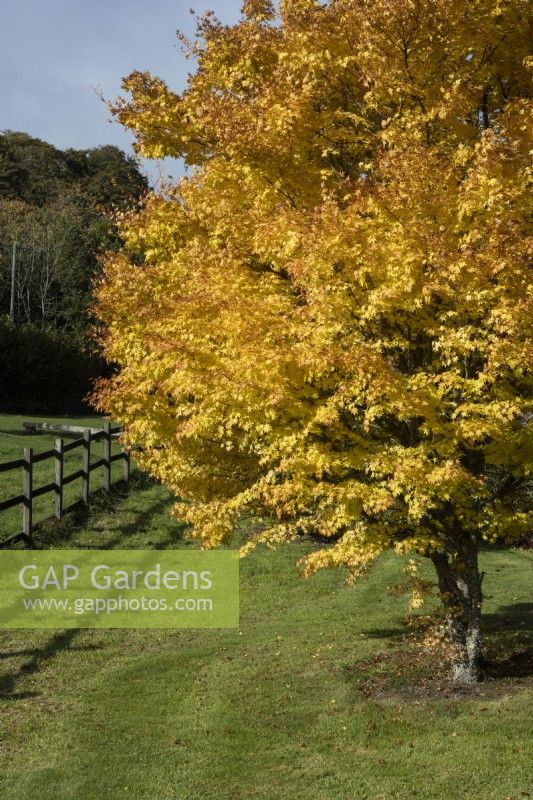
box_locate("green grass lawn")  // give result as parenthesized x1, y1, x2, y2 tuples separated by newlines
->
(0, 414, 127, 542)
(0, 470, 531, 800)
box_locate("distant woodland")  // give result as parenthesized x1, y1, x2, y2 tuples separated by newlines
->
(0, 131, 147, 413)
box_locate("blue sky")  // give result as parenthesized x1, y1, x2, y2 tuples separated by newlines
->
(0, 0, 243, 185)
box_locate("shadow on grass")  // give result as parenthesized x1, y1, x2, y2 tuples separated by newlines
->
(0, 629, 103, 700)
(350, 601, 533, 695)
(482, 601, 533, 635)
(32, 472, 186, 551)
(481, 602, 532, 679)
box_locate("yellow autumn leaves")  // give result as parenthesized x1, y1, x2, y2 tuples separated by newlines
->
(94, 0, 532, 582)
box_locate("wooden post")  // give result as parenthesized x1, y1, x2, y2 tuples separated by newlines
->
(54, 438, 63, 519)
(23, 447, 33, 547)
(103, 421, 111, 491)
(82, 430, 90, 505)
(123, 450, 131, 484)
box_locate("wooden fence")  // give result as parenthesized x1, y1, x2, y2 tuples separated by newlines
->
(0, 422, 130, 549)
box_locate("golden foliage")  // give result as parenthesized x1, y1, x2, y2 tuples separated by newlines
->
(94, 0, 532, 581)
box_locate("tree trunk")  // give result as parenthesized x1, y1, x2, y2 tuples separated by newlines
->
(431, 535, 483, 684)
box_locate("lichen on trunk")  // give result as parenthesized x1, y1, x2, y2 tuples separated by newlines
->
(431, 535, 483, 684)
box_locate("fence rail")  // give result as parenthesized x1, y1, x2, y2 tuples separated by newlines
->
(0, 422, 130, 549)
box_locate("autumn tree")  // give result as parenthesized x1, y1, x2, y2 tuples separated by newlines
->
(94, 0, 532, 683)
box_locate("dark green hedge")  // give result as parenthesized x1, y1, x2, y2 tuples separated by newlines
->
(0, 319, 108, 414)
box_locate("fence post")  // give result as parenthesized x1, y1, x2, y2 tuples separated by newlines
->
(55, 438, 64, 519)
(23, 447, 33, 547)
(82, 430, 90, 505)
(103, 421, 111, 491)
(123, 450, 130, 484)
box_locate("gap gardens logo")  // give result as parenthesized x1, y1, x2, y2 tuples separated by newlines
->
(0, 551, 239, 629)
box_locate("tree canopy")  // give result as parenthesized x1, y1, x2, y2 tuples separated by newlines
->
(0, 132, 147, 209)
(0, 132, 148, 332)
(94, 0, 532, 682)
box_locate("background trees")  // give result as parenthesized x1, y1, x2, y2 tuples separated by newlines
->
(0, 131, 147, 332)
(0, 131, 147, 209)
(94, 0, 532, 682)
(0, 132, 147, 411)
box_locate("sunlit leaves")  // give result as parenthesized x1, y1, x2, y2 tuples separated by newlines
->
(95, 0, 532, 584)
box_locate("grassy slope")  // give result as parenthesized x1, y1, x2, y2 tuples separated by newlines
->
(0, 414, 126, 541)
(0, 477, 531, 800)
